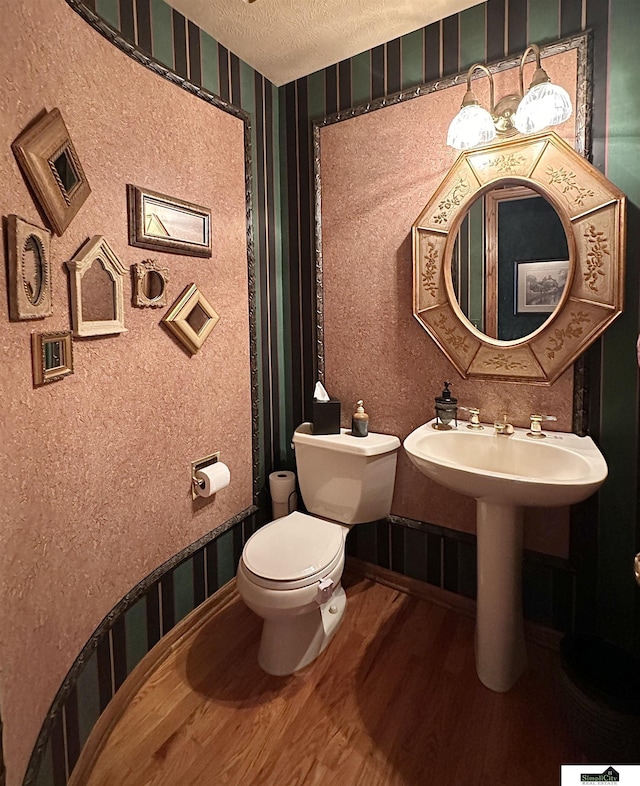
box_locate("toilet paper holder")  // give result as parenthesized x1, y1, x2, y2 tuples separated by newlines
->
(191, 451, 220, 500)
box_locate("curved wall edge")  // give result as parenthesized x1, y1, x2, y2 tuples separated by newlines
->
(23, 505, 264, 786)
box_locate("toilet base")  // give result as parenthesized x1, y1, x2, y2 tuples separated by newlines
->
(258, 585, 347, 676)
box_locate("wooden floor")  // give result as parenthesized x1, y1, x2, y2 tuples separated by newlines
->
(82, 576, 581, 786)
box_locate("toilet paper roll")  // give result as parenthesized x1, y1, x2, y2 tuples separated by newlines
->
(195, 462, 231, 497)
(269, 470, 297, 519)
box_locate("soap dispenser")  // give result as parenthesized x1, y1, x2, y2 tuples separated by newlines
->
(351, 400, 369, 437)
(434, 382, 457, 430)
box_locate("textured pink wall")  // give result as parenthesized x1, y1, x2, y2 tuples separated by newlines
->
(320, 51, 579, 558)
(0, 2, 253, 783)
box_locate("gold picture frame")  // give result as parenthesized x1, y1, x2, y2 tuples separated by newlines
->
(162, 283, 219, 355)
(12, 109, 91, 236)
(412, 131, 626, 384)
(31, 331, 74, 386)
(66, 236, 127, 337)
(7, 215, 53, 320)
(127, 185, 212, 258)
(132, 260, 169, 308)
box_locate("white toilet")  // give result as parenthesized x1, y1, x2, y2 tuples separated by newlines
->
(236, 422, 400, 675)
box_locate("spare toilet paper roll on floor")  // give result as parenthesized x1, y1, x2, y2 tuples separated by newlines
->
(269, 470, 297, 519)
(195, 462, 231, 497)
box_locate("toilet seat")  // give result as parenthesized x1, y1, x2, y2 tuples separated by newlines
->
(242, 511, 345, 590)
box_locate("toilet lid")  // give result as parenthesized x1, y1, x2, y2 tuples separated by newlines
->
(243, 511, 344, 582)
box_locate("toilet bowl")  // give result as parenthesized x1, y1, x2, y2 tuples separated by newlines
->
(236, 423, 400, 676)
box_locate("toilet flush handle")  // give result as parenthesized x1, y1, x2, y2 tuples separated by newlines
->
(316, 577, 334, 605)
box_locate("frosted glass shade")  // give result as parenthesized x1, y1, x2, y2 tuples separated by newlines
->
(447, 105, 496, 150)
(513, 82, 572, 134)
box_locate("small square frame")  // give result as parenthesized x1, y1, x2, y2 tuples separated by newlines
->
(31, 331, 74, 386)
(127, 185, 212, 258)
(12, 109, 91, 236)
(515, 259, 570, 314)
(162, 283, 219, 355)
(7, 215, 53, 320)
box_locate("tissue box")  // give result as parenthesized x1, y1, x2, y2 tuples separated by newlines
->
(312, 399, 341, 435)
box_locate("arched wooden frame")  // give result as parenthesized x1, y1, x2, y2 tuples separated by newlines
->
(66, 235, 127, 337)
(412, 131, 626, 384)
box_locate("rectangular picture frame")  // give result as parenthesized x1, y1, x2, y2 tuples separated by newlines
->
(127, 185, 212, 258)
(31, 331, 74, 386)
(515, 259, 570, 314)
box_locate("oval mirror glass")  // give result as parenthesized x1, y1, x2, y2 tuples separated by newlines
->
(81, 257, 116, 322)
(143, 269, 165, 301)
(22, 235, 43, 305)
(451, 185, 569, 341)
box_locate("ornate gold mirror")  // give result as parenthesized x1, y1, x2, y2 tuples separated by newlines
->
(132, 259, 169, 308)
(412, 131, 626, 383)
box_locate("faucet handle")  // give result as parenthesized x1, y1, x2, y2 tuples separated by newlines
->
(459, 406, 483, 429)
(528, 413, 557, 438)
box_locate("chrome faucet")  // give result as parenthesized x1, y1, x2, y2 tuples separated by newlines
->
(494, 413, 514, 436)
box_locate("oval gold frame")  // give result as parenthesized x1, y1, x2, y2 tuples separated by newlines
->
(412, 131, 626, 384)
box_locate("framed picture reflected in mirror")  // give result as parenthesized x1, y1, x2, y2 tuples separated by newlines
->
(515, 259, 570, 314)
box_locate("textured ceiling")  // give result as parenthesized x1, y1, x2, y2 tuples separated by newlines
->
(170, 0, 484, 86)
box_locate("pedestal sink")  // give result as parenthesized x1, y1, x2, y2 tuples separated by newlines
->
(403, 419, 607, 692)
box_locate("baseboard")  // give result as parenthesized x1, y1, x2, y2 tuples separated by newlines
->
(68, 580, 239, 786)
(345, 556, 563, 650)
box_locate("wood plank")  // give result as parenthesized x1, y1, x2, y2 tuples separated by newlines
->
(80, 574, 582, 786)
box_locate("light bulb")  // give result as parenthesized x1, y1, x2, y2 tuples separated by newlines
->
(514, 82, 572, 134)
(447, 105, 496, 150)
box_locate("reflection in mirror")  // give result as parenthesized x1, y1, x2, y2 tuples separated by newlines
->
(44, 339, 64, 370)
(143, 270, 165, 301)
(452, 185, 569, 341)
(52, 148, 79, 193)
(31, 330, 74, 386)
(22, 236, 44, 305)
(186, 302, 210, 334)
(80, 258, 116, 322)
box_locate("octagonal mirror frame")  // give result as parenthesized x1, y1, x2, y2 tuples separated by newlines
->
(412, 130, 626, 384)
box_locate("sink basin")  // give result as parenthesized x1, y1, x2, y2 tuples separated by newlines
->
(404, 419, 607, 507)
(404, 418, 608, 693)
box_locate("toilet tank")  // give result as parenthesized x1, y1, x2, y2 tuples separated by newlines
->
(292, 423, 400, 525)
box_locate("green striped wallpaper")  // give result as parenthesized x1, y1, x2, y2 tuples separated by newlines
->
(19, 0, 640, 783)
(281, 0, 639, 654)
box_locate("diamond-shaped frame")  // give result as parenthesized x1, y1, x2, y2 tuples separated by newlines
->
(162, 283, 220, 355)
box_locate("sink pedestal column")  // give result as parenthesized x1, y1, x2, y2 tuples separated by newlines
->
(475, 500, 527, 692)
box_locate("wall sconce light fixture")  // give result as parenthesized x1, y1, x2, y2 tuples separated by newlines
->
(447, 43, 572, 150)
